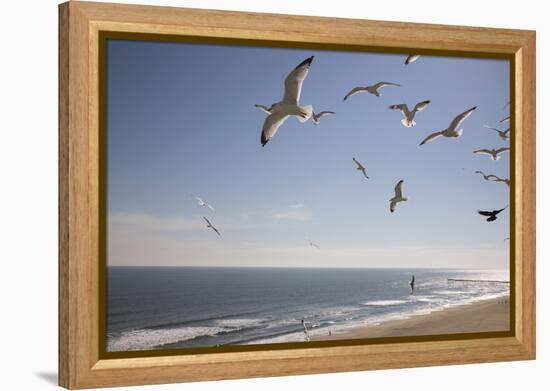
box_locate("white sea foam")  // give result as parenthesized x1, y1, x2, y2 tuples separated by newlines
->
(107, 326, 228, 352)
(362, 300, 408, 306)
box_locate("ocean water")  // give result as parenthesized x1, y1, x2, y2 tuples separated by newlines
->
(106, 267, 509, 352)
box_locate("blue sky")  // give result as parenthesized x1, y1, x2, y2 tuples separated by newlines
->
(106, 39, 510, 269)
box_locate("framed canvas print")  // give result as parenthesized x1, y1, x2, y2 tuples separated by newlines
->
(58, 1, 536, 389)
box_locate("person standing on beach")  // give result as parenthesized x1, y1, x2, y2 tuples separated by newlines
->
(409, 274, 415, 295)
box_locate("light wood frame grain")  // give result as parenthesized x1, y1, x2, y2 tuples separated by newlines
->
(59, 1, 536, 389)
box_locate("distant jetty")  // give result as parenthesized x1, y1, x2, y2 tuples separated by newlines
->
(448, 278, 510, 284)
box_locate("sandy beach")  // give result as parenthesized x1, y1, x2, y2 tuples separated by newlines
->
(313, 296, 510, 341)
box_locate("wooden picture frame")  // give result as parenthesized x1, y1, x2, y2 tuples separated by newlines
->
(59, 1, 536, 389)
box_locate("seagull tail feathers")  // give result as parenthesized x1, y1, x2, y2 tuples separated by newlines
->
(296, 105, 313, 123)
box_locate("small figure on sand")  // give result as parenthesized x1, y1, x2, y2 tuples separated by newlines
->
(409, 274, 415, 295)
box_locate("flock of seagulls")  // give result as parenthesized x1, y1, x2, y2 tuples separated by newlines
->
(195, 53, 510, 239)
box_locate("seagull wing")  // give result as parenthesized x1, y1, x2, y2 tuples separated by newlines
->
(211, 225, 221, 236)
(394, 180, 404, 199)
(478, 210, 493, 216)
(473, 149, 493, 155)
(282, 56, 313, 104)
(405, 54, 420, 64)
(373, 81, 401, 91)
(352, 157, 365, 170)
(413, 100, 431, 112)
(389, 104, 410, 117)
(483, 125, 501, 132)
(495, 147, 510, 155)
(500, 116, 510, 123)
(343, 86, 368, 101)
(419, 131, 444, 146)
(316, 111, 336, 118)
(261, 111, 289, 146)
(494, 207, 507, 215)
(254, 104, 271, 114)
(203, 216, 211, 226)
(448, 106, 477, 131)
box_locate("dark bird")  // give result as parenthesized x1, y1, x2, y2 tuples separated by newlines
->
(477, 206, 507, 222)
(203, 216, 221, 236)
(409, 274, 415, 295)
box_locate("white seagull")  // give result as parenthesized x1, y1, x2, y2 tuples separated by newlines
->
(405, 54, 420, 65)
(352, 157, 369, 179)
(203, 216, 220, 236)
(254, 104, 272, 115)
(343, 81, 400, 100)
(312, 110, 336, 125)
(260, 56, 314, 146)
(484, 125, 510, 141)
(390, 179, 408, 213)
(194, 195, 215, 211)
(419, 106, 477, 146)
(388, 100, 431, 128)
(473, 147, 510, 161)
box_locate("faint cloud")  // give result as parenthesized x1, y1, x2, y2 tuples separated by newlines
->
(271, 210, 309, 222)
(288, 204, 305, 209)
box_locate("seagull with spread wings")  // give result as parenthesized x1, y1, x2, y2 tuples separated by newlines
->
(194, 195, 215, 212)
(484, 125, 510, 141)
(308, 239, 320, 249)
(390, 179, 408, 213)
(343, 81, 400, 100)
(473, 147, 510, 161)
(352, 157, 369, 179)
(491, 175, 511, 187)
(475, 170, 499, 181)
(388, 100, 430, 127)
(311, 110, 336, 125)
(260, 56, 314, 146)
(419, 106, 477, 146)
(477, 206, 507, 222)
(405, 54, 420, 65)
(203, 216, 220, 236)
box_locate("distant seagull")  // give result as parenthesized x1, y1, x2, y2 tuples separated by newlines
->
(301, 319, 310, 342)
(419, 106, 477, 146)
(473, 147, 510, 161)
(504, 237, 510, 241)
(260, 56, 314, 146)
(409, 274, 415, 295)
(500, 116, 510, 123)
(475, 170, 499, 181)
(203, 216, 220, 236)
(194, 195, 215, 211)
(477, 206, 507, 222)
(484, 125, 510, 141)
(389, 100, 430, 127)
(405, 54, 420, 65)
(312, 110, 336, 125)
(254, 104, 272, 115)
(390, 179, 408, 213)
(343, 81, 400, 100)
(491, 175, 511, 187)
(308, 239, 320, 249)
(352, 157, 369, 179)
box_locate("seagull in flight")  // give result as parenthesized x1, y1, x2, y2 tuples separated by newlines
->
(343, 81, 400, 100)
(312, 110, 336, 125)
(308, 239, 320, 249)
(203, 216, 220, 236)
(352, 157, 369, 179)
(405, 54, 420, 65)
(254, 104, 272, 115)
(409, 274, 415, 295)
(389, 100, 430, 127)
(473, 147, 510, 161)
(419, 106, 477, 146)
(484, 125, 510, 141)
(390, 179, 408, 213)
(194, 195, 215, 211)
(491, 175, 511, 187)
(475, 170, 499, 181)
(477, 206, 507, 222)
(260, 56, 314, 146)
